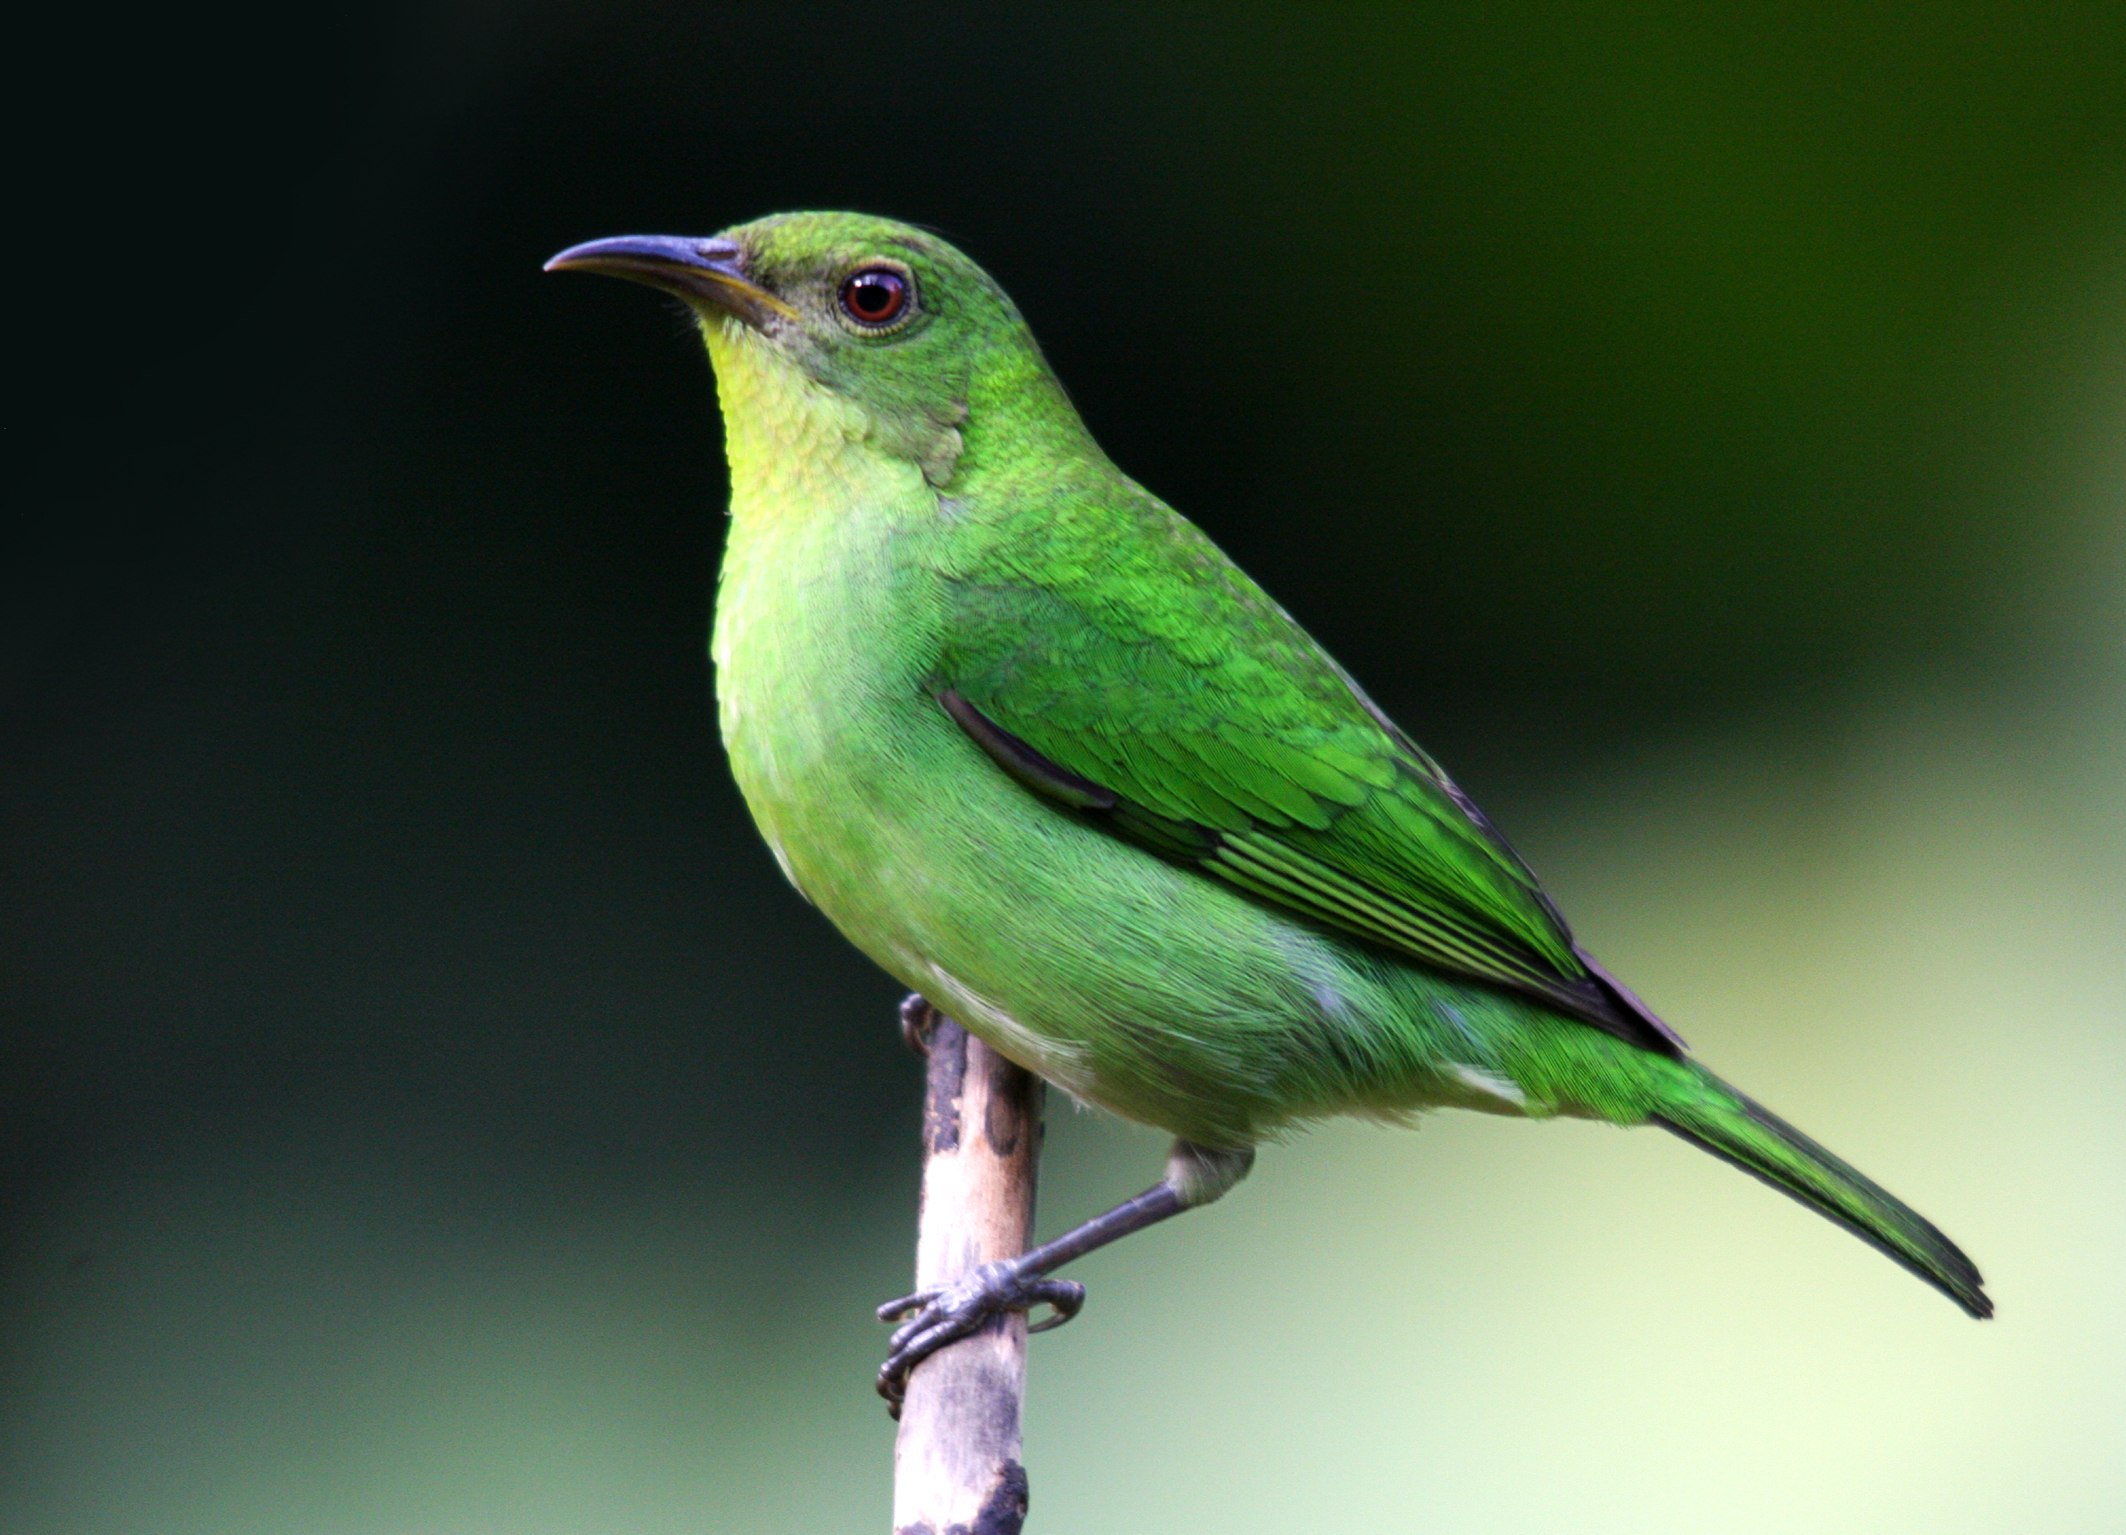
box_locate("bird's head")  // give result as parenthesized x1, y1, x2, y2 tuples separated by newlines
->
(548, 211, 1087, 491)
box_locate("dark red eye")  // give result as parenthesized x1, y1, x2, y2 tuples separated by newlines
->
(840, 267, 910, 327)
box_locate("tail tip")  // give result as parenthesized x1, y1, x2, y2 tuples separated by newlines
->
(1955, 1277, 1995, 1321)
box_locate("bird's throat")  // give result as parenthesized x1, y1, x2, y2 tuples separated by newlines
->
(700, 318, 922, 520)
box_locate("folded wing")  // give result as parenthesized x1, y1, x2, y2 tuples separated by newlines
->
(931, 491, 1681, 1056)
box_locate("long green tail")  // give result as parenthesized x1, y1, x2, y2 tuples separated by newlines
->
(1653, 1072, 1991, 1318)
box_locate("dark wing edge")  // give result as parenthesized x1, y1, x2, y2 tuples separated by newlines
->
(1574, 945, 1687, 1053)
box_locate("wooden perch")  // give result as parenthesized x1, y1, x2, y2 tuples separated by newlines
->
(891, 1009, 1043, 1535)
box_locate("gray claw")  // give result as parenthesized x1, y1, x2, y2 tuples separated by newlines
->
(876, 1287, 936, 1326)
(874, 1261, 1088, 1416)
(898, 994, 935, 1057)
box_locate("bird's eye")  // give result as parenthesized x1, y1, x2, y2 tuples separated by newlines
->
(839, 266, 912, 329)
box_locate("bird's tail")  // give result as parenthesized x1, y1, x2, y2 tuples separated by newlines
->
(1652, 1070, 1991, 1319)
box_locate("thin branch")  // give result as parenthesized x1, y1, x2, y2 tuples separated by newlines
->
(891, 1011, 1043, 1535)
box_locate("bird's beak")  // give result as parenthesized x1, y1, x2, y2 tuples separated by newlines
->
(543, 234, 797, 327)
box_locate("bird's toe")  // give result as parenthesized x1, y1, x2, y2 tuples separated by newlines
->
(872, 1261, 1088, 1416)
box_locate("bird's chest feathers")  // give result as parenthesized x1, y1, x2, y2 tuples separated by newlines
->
(711, 465, 948, 901)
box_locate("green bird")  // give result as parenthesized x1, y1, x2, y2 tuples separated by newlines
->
(547, 211, 1990, 1404)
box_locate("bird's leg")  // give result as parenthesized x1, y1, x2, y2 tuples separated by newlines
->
(876, 1139, 1255, 1411)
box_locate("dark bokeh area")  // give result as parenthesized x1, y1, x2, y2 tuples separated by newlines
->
(7, 5, 2124, 1531)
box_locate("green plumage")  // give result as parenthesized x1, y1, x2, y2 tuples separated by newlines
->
(555, 211, 1989, 1320)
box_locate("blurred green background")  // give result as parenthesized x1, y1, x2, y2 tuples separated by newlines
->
(6, 4, 2123, 1531)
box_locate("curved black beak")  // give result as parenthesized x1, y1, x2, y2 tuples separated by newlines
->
(544, 234, 795, 327)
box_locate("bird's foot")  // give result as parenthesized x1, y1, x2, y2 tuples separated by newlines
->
(874, 1261, 1085, 1416)
(898, 993, 935, 1057)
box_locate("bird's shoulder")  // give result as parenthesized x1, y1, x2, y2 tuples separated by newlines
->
(933, 480, 1363, 748)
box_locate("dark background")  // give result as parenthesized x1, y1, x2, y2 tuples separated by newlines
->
(7, 6, 2123, 1531)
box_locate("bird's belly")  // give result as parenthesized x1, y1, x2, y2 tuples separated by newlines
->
(719, 649, 1122, 1096)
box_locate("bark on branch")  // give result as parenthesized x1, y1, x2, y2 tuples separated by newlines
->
(891, 1012, 1043, 1535)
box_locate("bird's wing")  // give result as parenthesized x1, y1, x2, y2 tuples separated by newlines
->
(931, 489, 1681, 1055)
